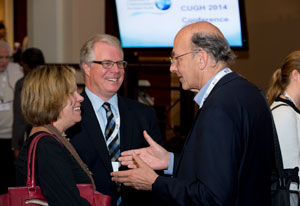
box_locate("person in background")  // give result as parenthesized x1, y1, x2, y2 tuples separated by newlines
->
(15, 65, 93, 205)
(67, 34, 163, 206)
(0, 40, 23, 194)
(11, 47, 45, 160)
(111, 21, 275, 206)
(266, 50, 300, 206)
(0, 22, 6, 41)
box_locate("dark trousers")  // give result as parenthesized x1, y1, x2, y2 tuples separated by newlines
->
(0, 139, 15, 194)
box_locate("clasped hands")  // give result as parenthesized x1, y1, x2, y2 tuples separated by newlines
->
(111, 130, 170, 191)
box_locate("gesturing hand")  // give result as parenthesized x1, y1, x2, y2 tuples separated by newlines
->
(119, 130, 170, 170)
(111, 154, 158, 191)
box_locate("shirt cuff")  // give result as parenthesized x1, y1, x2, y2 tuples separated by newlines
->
(163, 152, 174, 175)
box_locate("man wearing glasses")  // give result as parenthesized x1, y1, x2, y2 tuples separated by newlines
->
(0, 40, 23, 194)
(111, 22, 275, 205)
(67, 34, 163, 206)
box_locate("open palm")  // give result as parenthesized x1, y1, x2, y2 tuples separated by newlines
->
(119, 130, 170, 170)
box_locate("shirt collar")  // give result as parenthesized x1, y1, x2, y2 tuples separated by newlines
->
(194, 68, 229, 107)
(85, 87, 118, 112)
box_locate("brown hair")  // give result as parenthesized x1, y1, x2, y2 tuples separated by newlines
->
(266, 51, 300, 105)
(21, 65, 76, 126)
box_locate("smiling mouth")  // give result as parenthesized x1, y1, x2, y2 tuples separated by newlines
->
(74, 107, 81, 111)
(107, 78, 117, 82)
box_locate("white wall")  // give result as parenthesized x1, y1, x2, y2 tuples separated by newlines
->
(27, 0, 105, 64)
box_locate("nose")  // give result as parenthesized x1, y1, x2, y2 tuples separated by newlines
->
(76, 91, 84, 102)
(170, 63, 177, 73)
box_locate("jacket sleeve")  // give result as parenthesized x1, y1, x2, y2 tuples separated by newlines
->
(152, 107, 242, 206)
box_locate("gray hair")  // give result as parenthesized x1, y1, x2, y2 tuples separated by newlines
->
(191, 33, 236, 66)
(79, 34, 123, 72)
(0, 40, 11, 55)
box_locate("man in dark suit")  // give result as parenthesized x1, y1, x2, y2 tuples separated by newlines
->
(12, 48, 45, 160)
(67, 34, 163, 206)
(111, 21, 275, 205)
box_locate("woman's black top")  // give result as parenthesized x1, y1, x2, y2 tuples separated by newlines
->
(16, 131, 91, 206)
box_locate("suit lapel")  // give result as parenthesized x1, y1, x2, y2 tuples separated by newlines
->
(174, 109, 201, 176)
(174, 72, 239, 176)
(81, 91, 113, 172)
(118, 96, 134, 152)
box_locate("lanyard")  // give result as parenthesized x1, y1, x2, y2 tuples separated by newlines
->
(199, 68, 232, 108)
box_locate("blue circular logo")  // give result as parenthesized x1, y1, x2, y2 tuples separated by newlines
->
(155, 0, 171, 10)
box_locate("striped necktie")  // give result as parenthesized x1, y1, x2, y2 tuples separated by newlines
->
(102, 102, 120, 162)
(102, 102, 121, 205)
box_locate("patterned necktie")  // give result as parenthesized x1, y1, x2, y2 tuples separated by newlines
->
(102, 102, 120, 162)
(102, 102, 121, 206)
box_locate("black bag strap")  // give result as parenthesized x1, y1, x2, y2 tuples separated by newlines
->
(270, 103, 289, 174)
(271, 103, 289, 112)
(258, 91, 285, 176)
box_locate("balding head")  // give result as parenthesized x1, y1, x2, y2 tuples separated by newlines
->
(174, 21, 235, 67)
(177, 21, 224, 40)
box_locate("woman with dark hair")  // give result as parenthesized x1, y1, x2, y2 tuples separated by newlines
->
(266, 50, 300, 205)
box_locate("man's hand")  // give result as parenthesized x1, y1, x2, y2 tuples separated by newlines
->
(111, 154, 159, 190)
(119, 130, 170, 170)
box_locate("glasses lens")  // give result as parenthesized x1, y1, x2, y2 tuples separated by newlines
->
(101, 61, 114, 69)
(117, 61, 127, 68)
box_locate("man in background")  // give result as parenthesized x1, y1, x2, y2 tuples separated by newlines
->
(0, 23, 6, 41)
(67, 34, 163, 206)
(0, 40, 23, 194)
(11, 47, 45, 160)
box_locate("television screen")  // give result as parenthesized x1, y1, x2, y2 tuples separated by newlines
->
(114, 0, 248, 50)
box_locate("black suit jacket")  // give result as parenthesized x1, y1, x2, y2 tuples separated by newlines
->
(153, 72, 274, 206)
(12, 78, 28, 150)
(67, 91, 163, 206)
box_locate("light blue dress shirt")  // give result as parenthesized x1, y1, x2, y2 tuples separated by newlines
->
(85, 87, 120, 143)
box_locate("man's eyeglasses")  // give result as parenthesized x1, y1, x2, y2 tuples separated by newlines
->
(91, 60, 127, 69)
(169, 49, 201, 65)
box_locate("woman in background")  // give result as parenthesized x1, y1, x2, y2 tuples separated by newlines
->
(16, 65, 92, 205)
(266, 50, 300, 206)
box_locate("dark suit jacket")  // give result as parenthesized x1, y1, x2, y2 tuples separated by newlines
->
(67, 91, 163, 206)
(153, 72, 274, 206)
(12, 78, 27, 150)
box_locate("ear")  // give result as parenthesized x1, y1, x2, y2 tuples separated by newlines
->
(82, 63, 91, 77)
(291, 69, 300, 81)
(198, 51, 208, 71)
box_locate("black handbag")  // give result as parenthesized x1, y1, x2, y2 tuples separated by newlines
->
(271, 103, 299, 206)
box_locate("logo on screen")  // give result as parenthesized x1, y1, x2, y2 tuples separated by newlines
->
(155, 0, 171, 10)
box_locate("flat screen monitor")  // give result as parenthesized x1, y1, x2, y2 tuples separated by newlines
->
(114, 0, 248, 51)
